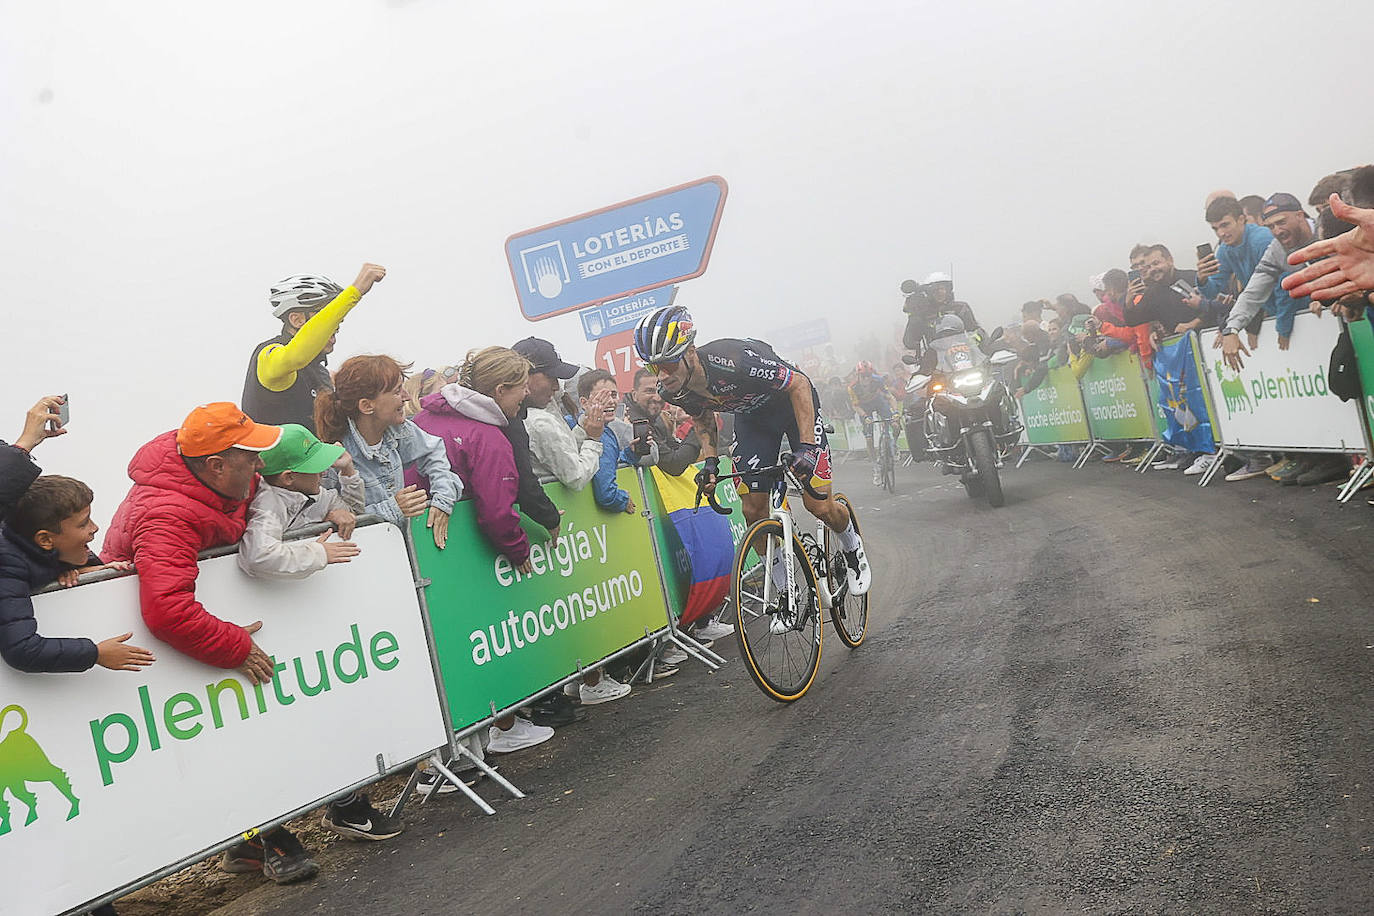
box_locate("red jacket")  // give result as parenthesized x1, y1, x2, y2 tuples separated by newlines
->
(102, 431, 257, 668)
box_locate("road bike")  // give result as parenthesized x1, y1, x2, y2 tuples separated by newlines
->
(697, 455, 869, 702)
(872, 412, 899, 493)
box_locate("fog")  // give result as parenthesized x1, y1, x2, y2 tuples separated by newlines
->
(3, 0, 1371, 526)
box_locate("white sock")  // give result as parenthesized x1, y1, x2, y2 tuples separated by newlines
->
(836, 519, 860, 552)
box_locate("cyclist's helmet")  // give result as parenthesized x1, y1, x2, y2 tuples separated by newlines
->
(921, 271, 953, 288)
(899, 279, 919, 295)
(634, 305, 696, 364)
(270, 275, 345, 319)
(855, 360, 875, 376)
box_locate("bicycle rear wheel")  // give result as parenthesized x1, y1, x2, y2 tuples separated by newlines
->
(825, 494, 869, 648)
(732, 518, 822, 702)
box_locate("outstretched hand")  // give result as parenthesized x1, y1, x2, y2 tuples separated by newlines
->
(1283, 195, 1374, 300)
(96, 633, 156, 671)
(15, 395, 67, 452)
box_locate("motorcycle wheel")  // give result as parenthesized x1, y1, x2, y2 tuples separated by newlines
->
(969, 429, 1005, 508)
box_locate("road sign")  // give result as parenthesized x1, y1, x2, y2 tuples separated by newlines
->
(594, 329, 644, 394)
(506, 176, 727, 322)
(771, 318, 832, 354)
(579, 286, 677, 342)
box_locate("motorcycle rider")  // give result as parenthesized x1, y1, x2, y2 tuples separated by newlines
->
(901, 272, 982, 354)
(847, 361, 898, 486)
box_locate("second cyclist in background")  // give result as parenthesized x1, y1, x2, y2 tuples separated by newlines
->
(847, 361, 898, 487)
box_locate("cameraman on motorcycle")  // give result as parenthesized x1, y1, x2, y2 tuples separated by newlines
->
(901, 272, 983, 361)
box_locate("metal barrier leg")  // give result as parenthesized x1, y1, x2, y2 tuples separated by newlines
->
(426, 754, 496, 816)
(452, 740, 525, 801)
(1137, 441, 1165, 473)
(668, 630, 725, 669)
(1338, 460, 1374, 503)
(1198, 448, 1230, 487)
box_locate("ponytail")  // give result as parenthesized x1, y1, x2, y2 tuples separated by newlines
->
(316, 354, 411, 443)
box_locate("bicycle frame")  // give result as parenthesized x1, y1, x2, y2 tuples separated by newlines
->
(757, 469, 836, 615)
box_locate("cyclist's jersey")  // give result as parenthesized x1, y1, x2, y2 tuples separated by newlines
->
(848, 375, 895, 417)
(660, 338, 800, 416)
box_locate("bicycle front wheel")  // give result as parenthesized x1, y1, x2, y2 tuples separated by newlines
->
(825, 494, 869, 648)
(732, 518, 822, 702)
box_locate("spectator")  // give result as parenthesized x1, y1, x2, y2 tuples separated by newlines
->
(1197, 196, 1278, 350)
(512, 337, 602, 488)
(1, 476, 149, 674)
(402, 366, 460, 418)
(2, 396, 67, 523)
(100, 403, 320, 883)
(408, 346, 569, 754)
(236, 425, 405, 842)
(1239, 194, 1267, 226)
(242, 264, 387, 432)
(509, 341, 635, 704)
(1054, 293, 1093, 322)
(1127, 243, 1152, 304)
(1021, 299, 1046, 334)
(1220, 193, 1340, 487)
(314, 355, 458, 549)
(572, 369, 639, 515)
(622, 368, 701, 476)
(1285, 192, 1374, 303)
(1126, 245, 1205, 337)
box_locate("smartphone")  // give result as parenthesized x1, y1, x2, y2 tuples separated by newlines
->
(49, 394, 69, 432)
(1196, 243, 1214, 260)
(631, 418, 651, 457)
(1127, 269, 1142, 285)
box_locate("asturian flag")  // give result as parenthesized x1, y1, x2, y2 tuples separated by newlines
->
(1154, 332, 1215, 453)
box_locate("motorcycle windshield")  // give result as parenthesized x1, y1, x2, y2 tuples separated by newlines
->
(932, 333, 979, 373)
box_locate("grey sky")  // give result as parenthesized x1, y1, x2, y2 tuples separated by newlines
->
(3, 0, 1371, 524)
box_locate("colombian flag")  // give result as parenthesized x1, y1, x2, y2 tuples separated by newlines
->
(648, 464, 737, 626)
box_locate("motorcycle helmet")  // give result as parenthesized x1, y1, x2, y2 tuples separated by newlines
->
(921, 271, 953, 288)
(933, 314, 967, 338)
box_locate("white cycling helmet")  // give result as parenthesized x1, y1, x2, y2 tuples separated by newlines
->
(269, 274, 345, 319)
(921, 271, 953, 287)
(634, 305, 696, 364)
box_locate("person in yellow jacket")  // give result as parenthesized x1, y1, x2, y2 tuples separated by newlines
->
(241, 264, 386, 433)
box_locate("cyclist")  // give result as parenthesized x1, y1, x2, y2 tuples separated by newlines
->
(633, 305, 871, 598)
(847, 361, 898, 486)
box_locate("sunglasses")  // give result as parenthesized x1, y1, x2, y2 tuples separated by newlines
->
(643, 359, 682, 376)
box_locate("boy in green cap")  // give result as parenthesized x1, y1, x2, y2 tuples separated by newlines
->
(238, 423, 363, 579)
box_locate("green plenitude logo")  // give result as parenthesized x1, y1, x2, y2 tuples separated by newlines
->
(0, 703, 81, 835)
(1214, 361, 1329, 419)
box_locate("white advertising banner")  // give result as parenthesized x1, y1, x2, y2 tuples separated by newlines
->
(0, 522, 447, 916)
(1204, 312, 1367, 452)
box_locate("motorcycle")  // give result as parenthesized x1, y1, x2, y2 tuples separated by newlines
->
(903, 318, 1022, 507)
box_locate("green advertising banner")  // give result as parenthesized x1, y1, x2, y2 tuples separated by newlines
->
(1078, 350, 1156, 441)
(413, 468, 671, 731)
(1346, 316, 1374, 437)
(1020, 365, 1091, 444)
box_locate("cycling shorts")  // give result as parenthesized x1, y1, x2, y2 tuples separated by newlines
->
(733, 392, 832, 495)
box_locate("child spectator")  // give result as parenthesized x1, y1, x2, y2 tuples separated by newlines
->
(314, 355, 460, 550)
(238, 424, 364, 580)
(1, 476, 150, 673)
(235, 425, 403, 842)
(572, 369, 638, 515)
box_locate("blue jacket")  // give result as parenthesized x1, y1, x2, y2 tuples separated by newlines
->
(1201, 223, 1302, 336)
(0, 442, 40, 525)
(565, 416, 631, 512)
(0, 524, 100, 673)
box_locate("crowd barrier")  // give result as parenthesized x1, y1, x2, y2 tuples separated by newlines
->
(1, 520, 449, 916)
(1011, 312, 1374, 499)
(2, 464, 748, 914)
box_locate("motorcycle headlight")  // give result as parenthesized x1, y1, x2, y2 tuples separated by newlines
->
(953, 370, 984, 392)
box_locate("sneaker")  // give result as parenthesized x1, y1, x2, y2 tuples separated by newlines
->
(1101, 446, 1129, 463)
(843, 539, 872, 596)
(1278, 458, 1315, 486)
(487, 716, 554, 754)
(1121, 451, 1148, 466)
(872, 468, 883, 486)
(1296, 459, 1348, 486)
(415, 767, 464, 797)
(530, 691, 586, 727)
(1264, 457, 1288, 475)
(260, 828, 319, 884)
(660, 644, 688, 666)
(694, 618, 736, 641)
(651, 662, 680, 680)
(1183, 454, 1215, 476)
(1268, 458, 1299, 481)
(1225, 458, 1271, 482)
(322, 793, 404, 841)
(1151, 458, 1181, 470)
(579, 674, 631, 705)
(563, 682, 580, 699)
(220, 837, 266, 875)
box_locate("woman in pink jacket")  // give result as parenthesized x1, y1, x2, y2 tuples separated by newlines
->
(410, 347, 569, 755)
